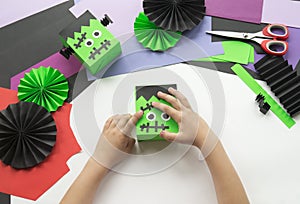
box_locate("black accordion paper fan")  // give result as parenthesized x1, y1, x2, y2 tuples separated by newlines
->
(0, 101, 57, 169)
(143, 0, 206, 32)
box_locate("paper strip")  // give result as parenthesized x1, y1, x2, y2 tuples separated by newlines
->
(231, 64, 296, 128)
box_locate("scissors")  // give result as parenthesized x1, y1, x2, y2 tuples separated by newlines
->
(207, 24, 289, 56)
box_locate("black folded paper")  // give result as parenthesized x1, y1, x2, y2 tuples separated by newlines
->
(143, 0, 206, 32)
(0, 101, 57, 169)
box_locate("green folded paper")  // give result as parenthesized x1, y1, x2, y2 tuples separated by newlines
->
(18, 67, 69, 112)
(134, 12, 182, 51)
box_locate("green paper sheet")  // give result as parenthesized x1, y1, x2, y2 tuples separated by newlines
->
(196, 41, 253, 64)
(231, 64, 296, 128)
(248, 45, 255, 63)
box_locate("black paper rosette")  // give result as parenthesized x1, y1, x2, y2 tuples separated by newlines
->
(143, 0, 206, 32)
(0, 101, 57, 169)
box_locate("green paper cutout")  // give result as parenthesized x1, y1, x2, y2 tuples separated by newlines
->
(18, 67, 69, 112)
(196, 41, 252, 64)
(135, 86, 179, 141)
(231, 64, 296, 128)
(64, 19, 121, 75)
(197, 57, 227, 63)
(134, 12, 182, 51)
(248, 45, 255, 63)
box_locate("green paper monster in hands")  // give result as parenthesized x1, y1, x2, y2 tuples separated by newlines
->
(59, 11, 121, 75)
(135, 85, 179, 141)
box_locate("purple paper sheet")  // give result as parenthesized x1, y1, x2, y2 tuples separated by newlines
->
(262, 0, 300, 28)
(87, 16, 224, 80)
(206, 0, 263, 24)
(245, 27, 300, 72)
(10, 52, 82, 90)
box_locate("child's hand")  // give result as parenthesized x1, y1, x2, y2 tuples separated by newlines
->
(92, 112, 143, 169)
(152, 87, 210, 149)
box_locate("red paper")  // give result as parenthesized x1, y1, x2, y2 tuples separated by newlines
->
(0, 88, 81, 200)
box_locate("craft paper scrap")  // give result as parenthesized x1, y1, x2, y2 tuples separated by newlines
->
(244, 52, 265, 72)
(195, 41, 253, 64)
(262, 0, 300, 28)
(87, 16, 224, 80)
(206, 0, 263, 24)
(0, 0, 68, 28)
(0, 88, 81, 200)
(248, 46, 255, 63)
(10, 52, 82, 91)
(231, 64, 296, 128)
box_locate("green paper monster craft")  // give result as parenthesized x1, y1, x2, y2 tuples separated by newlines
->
(59, 11, 121, 75)
(135, 85, 179, 141)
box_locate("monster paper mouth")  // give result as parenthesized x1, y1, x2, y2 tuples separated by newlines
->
(140, 121, 170, 133)
(88, 39, 111, 60)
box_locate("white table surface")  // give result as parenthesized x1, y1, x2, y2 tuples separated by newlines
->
(11, 64, 300, 204)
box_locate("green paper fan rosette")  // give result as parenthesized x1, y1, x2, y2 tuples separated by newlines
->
(134, 12, 182, 51)
(18, 67, 69, 112)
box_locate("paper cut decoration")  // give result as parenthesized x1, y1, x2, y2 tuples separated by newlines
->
(231, 64, 296, 128)
(59, 11, 122, 75)
(143, 0, 206, 32)
(136, 85, 179, 141)
(134, 13, 182, 51)
(206, 0, 263, 24)
(0, 87, 81, 200)
(255, 94, 271, 114)
(0, 101, 56, 169)
(10, 52, 82, 91)
(18, 67, 69, 112)
(254, 55, 300, 117)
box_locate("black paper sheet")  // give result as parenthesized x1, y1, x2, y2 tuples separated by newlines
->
(0, 193, 10, 204)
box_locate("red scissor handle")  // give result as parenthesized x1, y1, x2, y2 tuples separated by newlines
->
(261, 40, 289, 56)
(262, 24, 289, 40)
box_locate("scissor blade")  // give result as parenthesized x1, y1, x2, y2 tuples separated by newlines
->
(206, 31, 248, 40)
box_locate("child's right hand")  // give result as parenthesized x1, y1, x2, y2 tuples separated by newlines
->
(152, 87, 211, 149)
